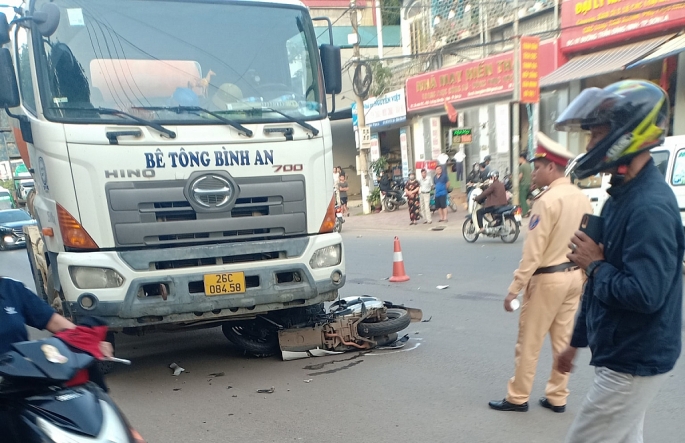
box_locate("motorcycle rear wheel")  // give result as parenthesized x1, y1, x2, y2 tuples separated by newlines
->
(357, 309, 410, 337)
(383, 198, 398, 212)
(500, 218, 520, 243)
(449, 200, 459, 212)
(462, 219, 479, 243)
(223, 322, 279, 358)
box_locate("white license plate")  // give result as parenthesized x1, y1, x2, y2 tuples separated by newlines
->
(514, 214, 522, 222)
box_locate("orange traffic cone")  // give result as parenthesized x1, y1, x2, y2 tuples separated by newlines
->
(389, 236, 410, 282)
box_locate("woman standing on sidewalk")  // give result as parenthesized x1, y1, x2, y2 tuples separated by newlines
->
(405, 173, 421, 225)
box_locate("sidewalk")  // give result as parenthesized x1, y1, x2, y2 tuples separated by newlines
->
(343, 192, 468, 232)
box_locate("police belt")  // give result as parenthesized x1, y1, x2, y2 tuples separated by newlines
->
(533, 262, 579, 275)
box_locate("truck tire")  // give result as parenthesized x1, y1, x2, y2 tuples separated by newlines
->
(357, 309, 411, 338)
(222, 323, 279, 358)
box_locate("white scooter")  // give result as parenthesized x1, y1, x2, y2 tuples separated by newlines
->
(463, 183, 522, 243)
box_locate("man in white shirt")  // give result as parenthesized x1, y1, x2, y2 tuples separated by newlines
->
(454, 148, 466, 182)
(418, 169, 433, 224)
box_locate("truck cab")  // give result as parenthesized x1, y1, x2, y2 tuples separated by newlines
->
(0, 0, 345, 355)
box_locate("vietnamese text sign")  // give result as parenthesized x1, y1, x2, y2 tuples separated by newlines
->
(560, 0, 685, 52)
(362, 89, 407, 128)
(406, 41, 557, 112)
(520, 36, 540, 104)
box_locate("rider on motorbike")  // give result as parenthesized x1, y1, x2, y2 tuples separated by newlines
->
(379, 171, 403, 202)
(474, 170, 508, 231)
(0, 277, 113, 356)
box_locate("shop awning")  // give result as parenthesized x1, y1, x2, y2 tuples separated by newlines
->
(541, 35, 673, 88)
(627, 34, 685, 69)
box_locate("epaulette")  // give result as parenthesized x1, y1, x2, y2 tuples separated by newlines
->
(533, 187, 549, 200)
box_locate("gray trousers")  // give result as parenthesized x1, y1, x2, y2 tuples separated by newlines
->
(420, 193, 432, 222)
(565, 366, 667, 443)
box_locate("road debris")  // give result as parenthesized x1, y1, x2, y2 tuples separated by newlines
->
(303, 379, 313, 383)
(257, 387, 275, 394)
(436, 285, 449, 290)
(281, 348, 343, 361)
(446, 274, 452, 279)
(226, 386, 233, 389)
(376, 334, 410, 350)
(208, 372, 225, 377)
(169, 363, 185, 376)
(422, 316, 432, 322)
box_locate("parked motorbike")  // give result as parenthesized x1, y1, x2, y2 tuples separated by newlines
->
(334, 205, 344, 233)
(381, 189, 407, 212)
(462, 185, 522, 243)
(429, 190, 459, 213)
(223, 297, 421, 358)
(0, 337, 144, 443)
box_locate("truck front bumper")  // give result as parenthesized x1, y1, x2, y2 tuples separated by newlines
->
(57, 234, 345, 328)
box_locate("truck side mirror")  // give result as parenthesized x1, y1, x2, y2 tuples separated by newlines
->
(320, 44, 342, 95)
(0, 13, 10, 45)
(0, 48, 20, 108)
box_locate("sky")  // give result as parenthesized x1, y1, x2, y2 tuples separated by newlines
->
(0, 1, 21, 22)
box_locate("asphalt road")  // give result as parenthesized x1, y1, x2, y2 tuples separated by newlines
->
(4, 223, 684, 443)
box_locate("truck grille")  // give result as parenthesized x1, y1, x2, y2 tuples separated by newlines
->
(106, 175, 306, 247)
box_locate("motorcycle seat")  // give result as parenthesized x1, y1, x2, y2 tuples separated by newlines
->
(492, 205, 515, 214)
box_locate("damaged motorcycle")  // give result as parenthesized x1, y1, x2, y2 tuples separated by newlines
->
(222, 296, 422, 359)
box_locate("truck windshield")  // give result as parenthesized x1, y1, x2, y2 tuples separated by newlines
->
(32, 0, 324, 125)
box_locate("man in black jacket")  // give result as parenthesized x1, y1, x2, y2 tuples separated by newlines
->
(555, 80, 683, 442)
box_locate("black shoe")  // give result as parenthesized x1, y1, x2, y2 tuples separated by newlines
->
(488, 399, 529, 412)
(539, 397, 565, 413)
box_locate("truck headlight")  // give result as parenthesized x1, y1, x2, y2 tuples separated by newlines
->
(309, 244, 342, 269)
(69, 266, 125, 289)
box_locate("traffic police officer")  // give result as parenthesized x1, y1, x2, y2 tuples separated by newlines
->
(489, 132, 592, 413)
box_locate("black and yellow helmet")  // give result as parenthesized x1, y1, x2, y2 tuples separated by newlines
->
(554, 80, 669, 179)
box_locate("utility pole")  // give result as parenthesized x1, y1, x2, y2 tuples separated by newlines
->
(351, 1, 371, 214)
(511, 0, 520, 206)
(375, 0, 383, 60)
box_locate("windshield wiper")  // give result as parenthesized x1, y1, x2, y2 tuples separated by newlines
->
(260, 107, 319, 136)
(133, 106, 253, 137)
(220, 106, 319, 137)
(49, 107, 177, 139)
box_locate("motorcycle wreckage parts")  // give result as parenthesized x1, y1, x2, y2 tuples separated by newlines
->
(223, 321, 280, 358)
(356, 308, 411, 338)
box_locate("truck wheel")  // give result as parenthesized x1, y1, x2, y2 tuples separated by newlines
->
(357, 309, 411, 338)
(222, 322, 279, 358)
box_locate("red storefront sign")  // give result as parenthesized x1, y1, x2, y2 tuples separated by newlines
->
(405, 41, 557, 113)
(560, 0, 685, 53)
(416, 160, 438, 170)
(520, 36, 541, 104)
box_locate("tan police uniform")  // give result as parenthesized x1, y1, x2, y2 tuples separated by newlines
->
(506, 133, 593, 407)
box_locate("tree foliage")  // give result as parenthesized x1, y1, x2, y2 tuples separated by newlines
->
(381, 0, 401, 26)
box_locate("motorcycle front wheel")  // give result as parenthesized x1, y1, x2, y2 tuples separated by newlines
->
(383, 198, 398, 212)
(357, 309, 411, 337)
(462, 219, 479, 243)
(500, 218, 520, 243)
